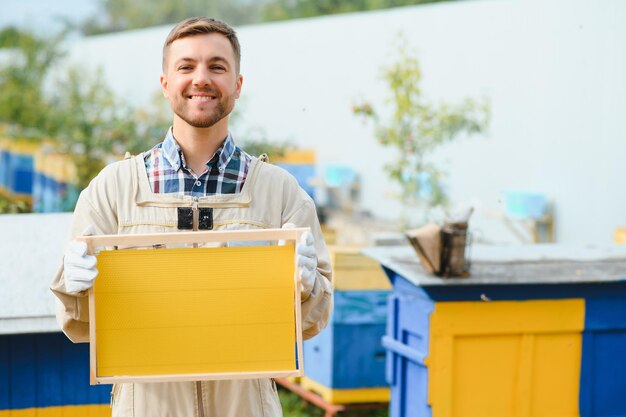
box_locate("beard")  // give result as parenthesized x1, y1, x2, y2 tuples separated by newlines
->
(172, 88, 236, 128)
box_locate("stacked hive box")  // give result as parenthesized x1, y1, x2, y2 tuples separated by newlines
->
(0, 333, 110, 417)
(302, 246, 391, 404)
(0, 139, 39, 204)
(273, 150, 316, 200)
(0, 139, 9, 195)
(0, 139, 80, 212)
(1, 213, 111, 416)
(33, 151, 80, 213)
(366, 245, 626, 417)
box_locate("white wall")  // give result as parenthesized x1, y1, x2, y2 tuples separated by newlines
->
(66, 0, 626, 245)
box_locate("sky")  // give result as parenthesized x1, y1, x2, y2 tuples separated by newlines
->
(0, 0, 99, 34)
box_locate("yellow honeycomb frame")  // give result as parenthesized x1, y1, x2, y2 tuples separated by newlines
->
(80, 228, 306, 385)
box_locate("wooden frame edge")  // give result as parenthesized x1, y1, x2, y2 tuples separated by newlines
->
(294, 229, 305, 376)
(94, 370, 302, 385)
(77, 228, 309, 248)
(88, 287, 97, 385)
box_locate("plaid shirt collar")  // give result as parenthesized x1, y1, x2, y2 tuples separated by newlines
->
(162, 127, 236, 174)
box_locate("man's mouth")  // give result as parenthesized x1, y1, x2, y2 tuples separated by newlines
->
(188, 94, 217, 101)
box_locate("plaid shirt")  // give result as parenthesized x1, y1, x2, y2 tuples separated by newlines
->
(143, 129, 251, 196)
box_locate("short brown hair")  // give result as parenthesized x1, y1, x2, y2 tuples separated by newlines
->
(162, 17, 241, 73)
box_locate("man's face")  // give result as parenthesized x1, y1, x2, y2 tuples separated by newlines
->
(160, 33, 243, 129)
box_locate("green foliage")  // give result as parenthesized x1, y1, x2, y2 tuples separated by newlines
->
(0, 27, 65, 134)
(231, 102, 294, 160)
(45, 68, 169, 190)
(353, 39, 489, 210)
(279, 388, 388, 417)
(0, 193, 30, 214)
(262, 0, 453, 21)
(279, 388, 324, 417)
(81, 0, 262, 34)
(239, 139, 292, 160)
(76, 0, 457, 34)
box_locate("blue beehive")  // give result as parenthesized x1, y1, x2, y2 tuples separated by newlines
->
(6, 141, 38, 201)
(302, 247, 391, 404)
(9, 153, 34, 197)
(366, 244, 626, 417)
(1, 213, 111, 416)
(303, 291, 388, 396)
(0, 140, 9, 194)
(33, 151, 80, 213)
(0, 333, 110, 415)
(503, 190, 547, 219)
(274, 149, 316, 200)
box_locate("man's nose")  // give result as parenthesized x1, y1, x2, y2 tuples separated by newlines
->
(192, 68, 212, 87)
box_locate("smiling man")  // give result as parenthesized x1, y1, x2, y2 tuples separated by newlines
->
(51, 17, 333, 417)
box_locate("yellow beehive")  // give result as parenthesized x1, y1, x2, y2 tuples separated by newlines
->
(427, 299, 584, 416)
(328, 246, 391, 291)
(615, 227, 626, 244)
(272, 149, 316, 164)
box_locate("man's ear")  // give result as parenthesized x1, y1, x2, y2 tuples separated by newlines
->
(160, 74, 169, 98)
(234, 74, 243, 100)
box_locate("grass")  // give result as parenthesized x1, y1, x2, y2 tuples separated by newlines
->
(0, 193, 30, 214)
(279, 388, 389, 417)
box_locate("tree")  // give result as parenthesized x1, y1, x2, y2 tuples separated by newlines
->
(81, 0, 262, 34)
(0, 27, 65, 134)
(353, 39, 489, 217)
(0, 194, 29, 214)
(76, 0, 459, 34)
(46, 68, 169, 191)
(261, 0, 454, 22)
(0, 27, 169, 209)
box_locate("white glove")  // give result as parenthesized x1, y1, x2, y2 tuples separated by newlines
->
(64, 225, 98, 293)
(297, 231, 317, 297)
(282, 223, 317, 297)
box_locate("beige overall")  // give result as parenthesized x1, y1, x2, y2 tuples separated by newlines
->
(51, 155, 333, 417)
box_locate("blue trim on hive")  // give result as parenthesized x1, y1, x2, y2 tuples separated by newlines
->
(0, 333, 110, 410)
(580, 295, 626, 417)
(385, 289, 433, 417)
(0, 336, 9, 409)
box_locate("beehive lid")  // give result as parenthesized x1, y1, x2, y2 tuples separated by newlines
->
(363, 244, 626, 286)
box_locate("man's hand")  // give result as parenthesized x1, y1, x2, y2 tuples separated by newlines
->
(282, 223, 317, 296)
(296, 231, 317, 296)
(64, 225, 98, 293)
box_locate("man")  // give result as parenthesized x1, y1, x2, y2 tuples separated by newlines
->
(51, 17, 333, 417)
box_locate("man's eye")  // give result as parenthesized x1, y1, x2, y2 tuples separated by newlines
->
(178, 65, 192, 71)
(211, 66, 226, 72)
